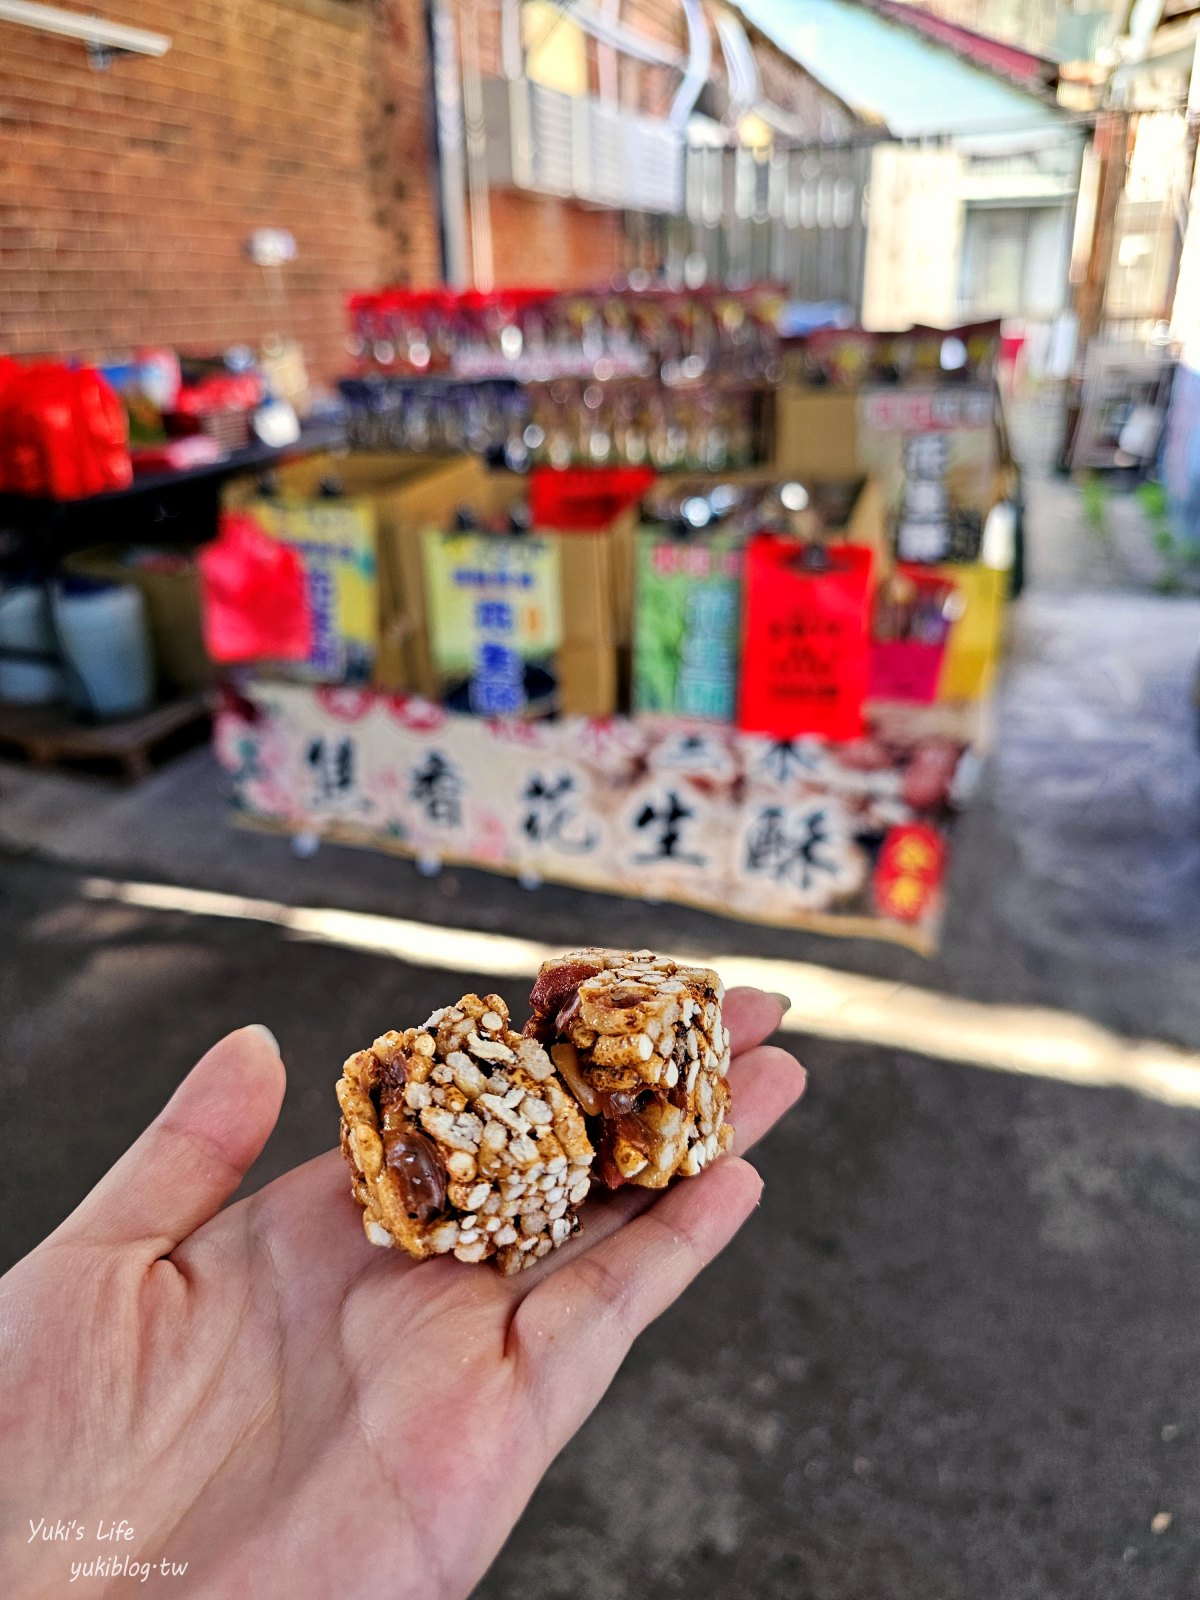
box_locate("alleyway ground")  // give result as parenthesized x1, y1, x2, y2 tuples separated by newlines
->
(2, 394, 1198, 1597)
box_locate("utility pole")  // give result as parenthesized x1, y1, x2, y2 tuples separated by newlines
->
(1059, 107, 1130, 467)
(427, 0, 470, 287)
(1161, 39, 1200, 329)
(1076, 109, 1130, 353)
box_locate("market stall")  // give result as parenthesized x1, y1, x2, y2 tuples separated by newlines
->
(209, 291, 1015, 952)
(0, 285, 1012, 939)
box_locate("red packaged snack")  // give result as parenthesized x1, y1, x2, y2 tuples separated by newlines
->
(737, 537, 873, 741)
(868, 566, 957, 703)
(198, 510, 312, 664)
(529, 465, 655, 529)
(70, 366, 133, 495)
(0, 363, 131, 499)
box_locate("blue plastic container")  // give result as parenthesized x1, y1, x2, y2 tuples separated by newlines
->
(52, 577, 154, 719)
(0, 585, 64, 705)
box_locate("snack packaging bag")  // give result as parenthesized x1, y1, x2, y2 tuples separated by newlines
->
(199, 511, 312, 665)
(0, 364, 131, 499)
(737, 537, 872, 741)
(633, 528, 742, 720)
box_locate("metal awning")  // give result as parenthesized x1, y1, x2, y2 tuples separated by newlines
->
(735, 0, 1076, 144)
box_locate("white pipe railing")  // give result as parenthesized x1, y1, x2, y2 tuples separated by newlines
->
(0, 0, 170, 56)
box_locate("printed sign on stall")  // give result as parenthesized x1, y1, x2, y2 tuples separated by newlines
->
(218, 684, 970, 953)
(423, 531, 562, 717)
(857, 384, 999, 566)
(737, 538, 873, 741)
(251, 498, 378, 683)
(873, 821, 946, 922)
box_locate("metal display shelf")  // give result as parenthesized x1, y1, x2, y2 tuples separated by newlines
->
(0, 423, 345, 735)
(0, 422, 346, 569)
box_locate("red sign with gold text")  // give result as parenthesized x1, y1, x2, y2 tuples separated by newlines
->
(737, 538, 873, 740)
(874, 822, 946, 922)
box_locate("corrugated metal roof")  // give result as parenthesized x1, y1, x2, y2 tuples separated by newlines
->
(863, 0, 1060, 90)
(736, 0, 1073, 139)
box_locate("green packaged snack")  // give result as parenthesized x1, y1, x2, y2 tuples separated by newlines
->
(633, 527, 742, 720)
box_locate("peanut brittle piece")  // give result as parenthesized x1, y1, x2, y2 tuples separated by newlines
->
(526, 949, 733, 1189)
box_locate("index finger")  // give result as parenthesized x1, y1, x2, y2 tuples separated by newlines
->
(724, 986, 790, 1056)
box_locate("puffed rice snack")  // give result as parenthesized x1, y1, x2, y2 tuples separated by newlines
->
(337, 993, 594, 1273)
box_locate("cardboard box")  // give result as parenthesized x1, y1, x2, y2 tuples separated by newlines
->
(558, 521, 631, 648)
(856, 387, 1000, 547)
(870, 560, 1006, 707)
(773, 387, 860, 478)
(774, 381, 1010, 508)
(930, 561, 1006, 702)
(65, 547, 214, 693)
(773, 380, 1019, 586)
(379, 457, 508, 696)
(620, 467, 896, 726)
(644, 468, 890, 578)
(558, 642, 618, 717)
(841, 476, 890, 578)
(423, 519, 563, 716)
(249, 495, 379, 684)
(299, 458, 626, 715)
(231, 451, 484, 697)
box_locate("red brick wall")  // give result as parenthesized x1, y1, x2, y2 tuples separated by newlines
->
(0, 0, 853, 378)
(619, 0, 685, 118)
(366, 1, 443, 287)
(482, 192, 629, 287)
(0, 0, 440, 381)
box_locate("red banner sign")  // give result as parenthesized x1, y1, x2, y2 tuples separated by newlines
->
(874, 822, 946, 922)
(738, 538, 873, 741)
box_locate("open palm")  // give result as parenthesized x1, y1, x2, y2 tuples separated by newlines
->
(0, 991, 803, 1599)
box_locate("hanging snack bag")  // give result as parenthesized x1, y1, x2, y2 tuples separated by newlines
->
(633, 495, 743, 722)
(199, 511, 312, 665)
(737, 536, 873, 741)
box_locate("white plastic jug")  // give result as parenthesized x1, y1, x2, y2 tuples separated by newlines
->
(0, 584, 64, 706)
(53, 579, 154, 719)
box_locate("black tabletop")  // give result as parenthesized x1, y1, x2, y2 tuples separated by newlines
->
(0, 423, 346, 570)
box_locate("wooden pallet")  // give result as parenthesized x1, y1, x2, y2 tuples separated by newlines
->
(0, 693, 212, 780)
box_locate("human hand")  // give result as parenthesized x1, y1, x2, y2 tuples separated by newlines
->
(0, 990, 804, 1599)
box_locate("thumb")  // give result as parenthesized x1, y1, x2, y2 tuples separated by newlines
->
(61, 1025, 286, 1258)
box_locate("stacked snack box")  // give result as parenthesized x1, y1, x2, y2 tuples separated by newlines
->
(630, 476, 887, 729)
(773, 322, 1015, 708)
(225, 455, 636, 719)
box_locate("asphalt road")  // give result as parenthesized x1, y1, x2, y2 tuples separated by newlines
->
(3, 854, 1198, 1599)
(4, 440, 1198, 1595)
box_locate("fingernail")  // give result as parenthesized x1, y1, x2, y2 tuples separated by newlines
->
(247, 1023, 280, 1055)
(769, 992, 793, 1014)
